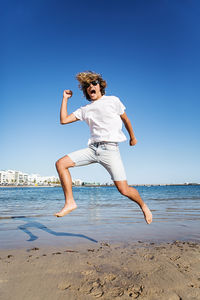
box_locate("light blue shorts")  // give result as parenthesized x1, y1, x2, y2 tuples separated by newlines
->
(68, 142, 127, 181)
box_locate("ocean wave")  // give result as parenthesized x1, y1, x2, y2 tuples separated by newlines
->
(0, 214, 48, 220)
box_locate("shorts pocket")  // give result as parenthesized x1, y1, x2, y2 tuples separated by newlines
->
(104, 143, 119, 151)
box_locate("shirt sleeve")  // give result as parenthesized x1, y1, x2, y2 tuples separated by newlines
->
(115, 97, 126, 115)
(72, 107, 83, 121)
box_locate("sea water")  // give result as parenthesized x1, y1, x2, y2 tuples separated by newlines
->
(0, 185, 200, 249)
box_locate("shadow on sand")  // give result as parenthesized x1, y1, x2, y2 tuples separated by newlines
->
(10, 216, 98, 243)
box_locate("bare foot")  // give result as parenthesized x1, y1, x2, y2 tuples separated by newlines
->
(141, 203, 152, 224)
(54, 203, 77, 217)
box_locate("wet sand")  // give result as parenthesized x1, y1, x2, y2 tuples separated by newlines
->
(1, 240, 200, 300)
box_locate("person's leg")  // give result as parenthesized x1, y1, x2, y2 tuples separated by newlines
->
(98, 143, 152, 224)
(54, 155, 77, 217)
(114, 180, 152, 224)
(55, 146, 97, 217)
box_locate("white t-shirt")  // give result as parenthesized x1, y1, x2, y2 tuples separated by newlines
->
(73, 95, 127, 145)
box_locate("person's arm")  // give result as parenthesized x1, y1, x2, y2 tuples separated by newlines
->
(120, 112, 137, 146)
(60, 90, 79, 124)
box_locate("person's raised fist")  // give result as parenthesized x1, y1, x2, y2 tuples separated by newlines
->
(63, 90, 73, 99)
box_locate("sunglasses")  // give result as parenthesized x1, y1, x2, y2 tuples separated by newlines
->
(83, 80, 99, 88)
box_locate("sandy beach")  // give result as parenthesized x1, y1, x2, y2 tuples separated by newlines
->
(1, 240, 200, 300)
(1, 186, 200, 299)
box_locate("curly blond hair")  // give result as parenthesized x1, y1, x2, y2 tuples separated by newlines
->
(76, 71, 107, 101)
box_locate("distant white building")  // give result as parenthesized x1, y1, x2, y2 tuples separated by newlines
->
(0, 169, 86, 186)
(0, 171, 7, 184)
(73, 179, 83, 186)
(0, 170, 59, 185)
(0, 170, 28, 185)
(16, 171, 28, 185)
(29, 174, 58, 185)
(28, 174, 58, 185)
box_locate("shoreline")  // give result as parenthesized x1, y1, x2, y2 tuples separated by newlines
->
(1, 240, 200, 300)
(0, 183, 199, 188)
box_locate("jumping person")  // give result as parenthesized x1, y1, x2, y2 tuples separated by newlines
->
(55, 71, 152, 224)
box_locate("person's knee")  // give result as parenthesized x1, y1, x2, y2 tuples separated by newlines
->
(55, 156, 74, 171)
(55, 158, 67, 171)
(55, 159, 62, 171)
(118, 185, 129, 197)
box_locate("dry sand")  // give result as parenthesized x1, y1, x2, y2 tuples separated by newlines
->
(0, 241, 200, 300)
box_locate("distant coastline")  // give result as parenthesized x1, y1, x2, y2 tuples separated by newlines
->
(0, 183, 199, 188)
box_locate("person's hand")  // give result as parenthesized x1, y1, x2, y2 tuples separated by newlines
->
(63, 90, 73, 99)
(129, 137, 137, 146)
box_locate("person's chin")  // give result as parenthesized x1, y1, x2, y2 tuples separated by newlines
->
(90, 95, 97, 100)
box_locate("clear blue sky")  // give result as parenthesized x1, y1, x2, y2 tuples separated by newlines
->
(1, 0, 200, 184)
